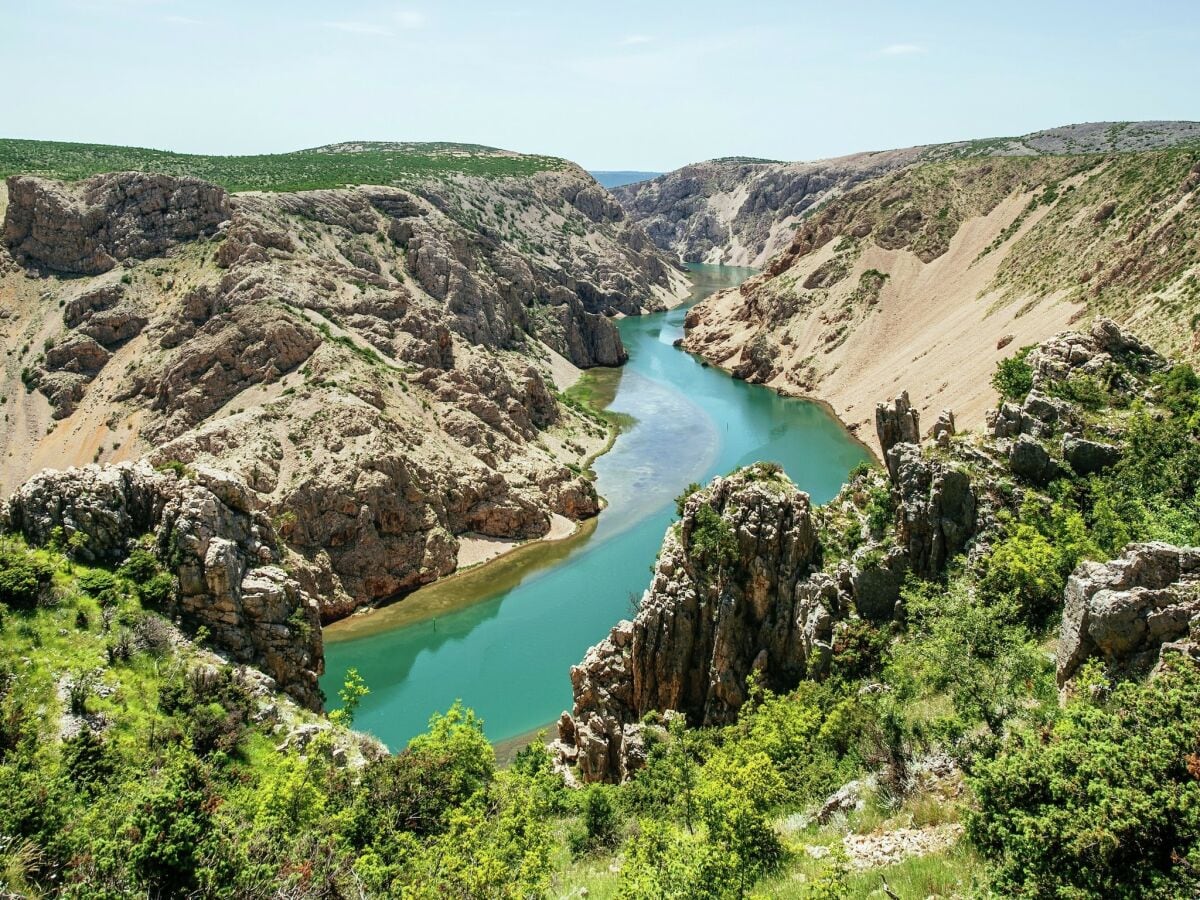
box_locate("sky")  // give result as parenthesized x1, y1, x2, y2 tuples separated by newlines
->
(3, 0, 1198, 170)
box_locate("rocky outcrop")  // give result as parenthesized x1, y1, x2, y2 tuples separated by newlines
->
(876, 392, 921, 478)
(4, 462, 323, 708)
(4, 172, 229, 274)
(556, 465, 843, 781)
(1057, 543, 1200, 686)
(614, 149, 929, 267)
(558, 395, 984, 781)
(885, 435, 977, 579)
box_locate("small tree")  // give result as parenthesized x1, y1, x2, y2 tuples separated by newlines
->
(330, 667, 369, 727)
(992, 347, 1035, 401)
(667, 715, 699, 834)
(65, 531, 88, 573)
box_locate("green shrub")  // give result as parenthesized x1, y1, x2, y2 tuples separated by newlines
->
(675, 482, 702, 517)
(0, 543, 54, 609)
(991, 347, 1035, 401)
(890, 578, 1051, 736)
(864, 483, 893, 537)
(618, 819, 737, 899)
(117, 547, 161, 584)
(127, 750, 216, 896)
(969, 661, 1200, 898)
(569, 784, 622, 854)
(1051, 372, 1110, 410)
(76, 569, 116, 598)
(349, 702, 494, 842)
(689, 504, 738, 578)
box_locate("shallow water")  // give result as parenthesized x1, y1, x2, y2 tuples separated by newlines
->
(321, 265, 870, 747)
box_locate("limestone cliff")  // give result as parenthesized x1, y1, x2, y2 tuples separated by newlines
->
(0, 156, 688, 626)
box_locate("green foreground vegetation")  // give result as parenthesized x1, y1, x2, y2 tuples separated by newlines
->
(2, 348, 1199, 897)
(0, 139, 564, 192)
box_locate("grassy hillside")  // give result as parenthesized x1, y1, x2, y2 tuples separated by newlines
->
(0, 139, 566, 192)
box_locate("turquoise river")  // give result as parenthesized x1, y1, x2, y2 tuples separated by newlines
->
(321, 265, 871, 750)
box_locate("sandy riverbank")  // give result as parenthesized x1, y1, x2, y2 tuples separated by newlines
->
(456, 512, 579, 569)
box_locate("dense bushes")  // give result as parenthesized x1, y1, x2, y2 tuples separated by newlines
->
(0, 541, 54, 609)
(969, 662, 1200, 898)
(891, 578, 1051, 739)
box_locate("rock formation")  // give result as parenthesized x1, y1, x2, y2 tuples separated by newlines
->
(1057, 543, 1200, 686)
(614, 149, 930, 267)
(4, 172, 229, 274)
(4, 461, 323, 708)
(555, 465, 838, 781)
(1, 161, 687, 623)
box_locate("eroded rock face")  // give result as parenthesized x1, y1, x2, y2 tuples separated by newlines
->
(614, 150, 928, 266)
(2, 168, 682, 623)
(557, 466, 841, 781)
(4, 462, 323, 708)
(1057, 543, 1200, 686)
(4, 173, 229, 274)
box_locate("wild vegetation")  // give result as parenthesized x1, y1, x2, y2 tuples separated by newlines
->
(0, 139, 564, 192)
(4, 326, 1199, 897)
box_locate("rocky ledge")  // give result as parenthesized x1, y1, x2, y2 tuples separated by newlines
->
(4, 461, 323, 709)
(1058, 543, 1200, 686)
(4, 172, 230, 275)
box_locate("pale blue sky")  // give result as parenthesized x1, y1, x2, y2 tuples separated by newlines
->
(4, 0, 1197, 170)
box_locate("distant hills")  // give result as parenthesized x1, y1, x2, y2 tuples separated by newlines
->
(589, 170, 663, 189)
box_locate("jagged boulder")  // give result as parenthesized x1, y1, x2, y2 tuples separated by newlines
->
(930, 409, 956, 448)
(1027, 317, 1164, 388)
(3, 461, 323, 708)
(4, 172, 229, 274)
(850, 549, 908, 622)
(1062, 433, 1121, 475)
(1057, 543, 1200, 686)
(888, 443, 977, 578)
(876, 392, 921, 478)
(1009, 434, 1061, 485)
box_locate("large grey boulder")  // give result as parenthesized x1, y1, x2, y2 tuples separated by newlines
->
(1009, 434, 1061, 485)
(1057, 543, 1200, 686)
(1062, 433, 1121, 475)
